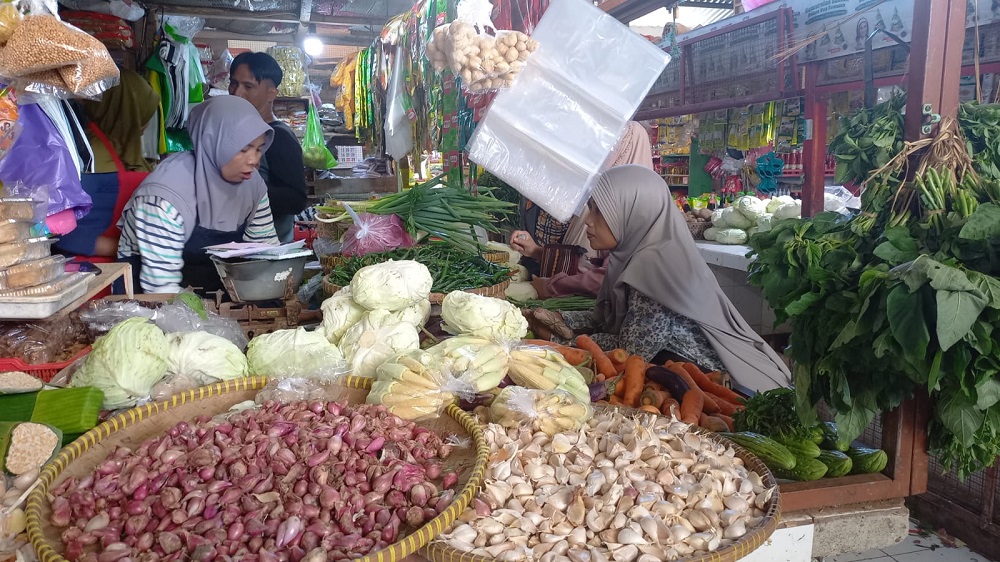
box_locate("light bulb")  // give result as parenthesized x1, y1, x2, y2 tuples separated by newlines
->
(303, 35, 324, 57)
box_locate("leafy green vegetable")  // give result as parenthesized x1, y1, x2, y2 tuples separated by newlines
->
(748, 100, 1000, 479)
(734, 388, 814, 441)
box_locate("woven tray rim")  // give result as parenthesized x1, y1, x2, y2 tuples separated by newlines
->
(25, 376, 490, 562)
(422, 407, 781, 562)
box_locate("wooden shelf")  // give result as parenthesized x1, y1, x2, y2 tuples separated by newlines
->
(54, 263, 134, 318)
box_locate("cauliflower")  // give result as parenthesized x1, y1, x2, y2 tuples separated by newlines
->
(734, 196, 767, 221)
(350, 260, 433, 311)
(441, 291, 528, 342)
(339, 317, 421, 378)
(320, 287, 366, 344)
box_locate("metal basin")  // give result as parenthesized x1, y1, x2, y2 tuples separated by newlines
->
(211, 255, 307, 302)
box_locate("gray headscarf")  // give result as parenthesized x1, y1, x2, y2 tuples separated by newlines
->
(591, 165, 791, 391)
(130, 96, 274, 239)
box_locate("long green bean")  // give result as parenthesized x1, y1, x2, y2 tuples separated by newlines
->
(327, 244, 512, 293)
(508, 296, 597, 311)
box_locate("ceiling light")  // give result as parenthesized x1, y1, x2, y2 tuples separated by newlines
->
(303, 24, 323, 57)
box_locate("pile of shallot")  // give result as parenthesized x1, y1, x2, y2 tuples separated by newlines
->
(48, 401, 460, 562)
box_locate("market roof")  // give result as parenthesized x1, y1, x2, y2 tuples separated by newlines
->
(603, 0, 735, 24)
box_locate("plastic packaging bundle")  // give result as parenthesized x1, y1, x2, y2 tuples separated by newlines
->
(302, 97, 337, 170)
(341, 212, 414, 257)
(208, 49, 234, 89)
(267, 45, 305, 97)
(490, 386, 593, 435)
(425, 21, 538, 93)
(79, 299, 248, 350)
(61, 10, 134, 49)
(466, 0, 669, 222)
(0, 12, 119, 98)
(367, 349, 479, 421)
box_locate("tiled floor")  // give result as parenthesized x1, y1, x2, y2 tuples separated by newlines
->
(817, 519, 992, 562)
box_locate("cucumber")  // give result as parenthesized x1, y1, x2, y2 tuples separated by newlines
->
(808, 425, 825, 445)
(776, 436, 821, 459)
(772, 455, 829, 481)
(723, 432, 796, 471)
(847, 446, 889, 474)
(817, 450, 853, 478)
(820, 421, 849, 452)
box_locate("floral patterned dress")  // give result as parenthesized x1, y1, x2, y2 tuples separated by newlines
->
(556, 285, 724, 371)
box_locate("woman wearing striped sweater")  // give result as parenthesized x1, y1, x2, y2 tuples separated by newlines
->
(117, 96, 279, 294)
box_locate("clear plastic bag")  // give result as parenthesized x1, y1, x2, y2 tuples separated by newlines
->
(367, 349, 479, 421)
(254, 376, 350, 405)
(490, 386, 593, 435)
(425, 20, 537, 93)
(0, 14, 119, 99)
(208, 48, 233, 89)
(2, 181, 50, 223)
(341, 206, 414, 257)
(465, 0, 670, 222)
(79, 300, 249, 350)
(426, 335, 509, 392)
(507, 343, 591, 404)
(302, 98, 337, 170)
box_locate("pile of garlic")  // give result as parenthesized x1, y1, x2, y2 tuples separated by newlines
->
(425, 20, 538, 92)
(437, 411, 776, 562)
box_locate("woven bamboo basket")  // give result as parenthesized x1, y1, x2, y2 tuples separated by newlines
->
(480, 250, 509, 265)
(322, 276, 512, 303)
(315, 215, 350, 242)
(687, 221, 712, 240)
(423, 407, 781, 562)
(26, 376, 489, 562)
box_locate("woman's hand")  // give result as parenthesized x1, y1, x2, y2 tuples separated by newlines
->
(510, 230, 543, 260)
(531, 276, 551, 300)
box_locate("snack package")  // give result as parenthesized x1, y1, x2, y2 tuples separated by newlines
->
(490, 386, 593, 435)
(425, 20, 538, 93)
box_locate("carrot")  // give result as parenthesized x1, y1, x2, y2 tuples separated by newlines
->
(667, 363, 718, 414)
(708, 392, 742, 416)
(639, 405, 662, 415)
(714, 413, 736, 431)
(660, 398, 679, 417)
(679, 389, 704, 425)
(682, 363, 745, 405)
(706, 370, 725, 386)
(640, 389, 668, 409)
(609, 395, 624, 406)
(522, 340, 592, 367)
(622, 356, 646, 408)
(608, 348, 628, 365)
(700, 414, 730, 433)
(576, 336, 616, 379)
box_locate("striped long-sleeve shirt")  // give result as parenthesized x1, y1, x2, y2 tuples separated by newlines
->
(118, 194, 279, 293)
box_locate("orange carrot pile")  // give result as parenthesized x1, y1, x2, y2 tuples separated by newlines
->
(522, 338, 747, 434)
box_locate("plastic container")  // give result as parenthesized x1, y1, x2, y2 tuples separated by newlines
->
(0, 237, 55, 269)
(0, 346, 91, 383)
(0, 198, 37, 221)
(0, 220, 34, 244)
(0, 256, 67, 291)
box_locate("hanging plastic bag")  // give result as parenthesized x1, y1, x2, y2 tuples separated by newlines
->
(0, 103, 91, 219)
(340, 203, 413, 257)
(425, 20, 538, 93)
(303, 97, 337, 170)
(383, 53, 412, 160)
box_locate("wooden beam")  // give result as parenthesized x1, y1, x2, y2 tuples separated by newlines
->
(801, 62, 826, 218)
(904, 0, 967, 140)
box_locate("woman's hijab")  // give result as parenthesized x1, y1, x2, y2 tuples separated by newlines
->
(591, 165, 791, 391)
(563, 121, 655, 250)
(130, 96, 274, 239)
(81, 69, 159, 172)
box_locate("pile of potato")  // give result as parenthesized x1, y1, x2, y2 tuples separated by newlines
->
(425, 20, 538, 92)
(683, 208, 714, 224)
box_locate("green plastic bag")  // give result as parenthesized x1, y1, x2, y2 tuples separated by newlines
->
(303, 100, 338, 170)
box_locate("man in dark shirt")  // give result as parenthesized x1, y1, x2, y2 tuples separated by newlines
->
(229, 51, 308, 243)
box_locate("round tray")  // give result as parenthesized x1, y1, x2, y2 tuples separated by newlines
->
(26, 376, 489, 562)
(322, 276, 512, 304)
(423, 409, 781, 562)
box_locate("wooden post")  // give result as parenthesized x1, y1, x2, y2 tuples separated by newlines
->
(801, 64, 827, 218)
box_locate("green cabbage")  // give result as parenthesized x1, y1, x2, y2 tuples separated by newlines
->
(165, 332, 248, 385)
(350, 260, 433, 311)
(246, 327, 345, 379)
(320, 287, 366, 344)
(339, 316, 420, 377)
(440, 292, 528, 342)
(735, 196, 767, 221)
(71, 317, 170, 409)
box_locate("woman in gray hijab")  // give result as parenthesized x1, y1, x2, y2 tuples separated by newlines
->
(117, 96, 279, 295)
(530, 165, 791, 392)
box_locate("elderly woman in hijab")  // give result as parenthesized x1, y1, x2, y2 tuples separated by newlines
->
(527, 165, 790, 392)
(117, 96, 278, 295)
(510, 121, 655, 298)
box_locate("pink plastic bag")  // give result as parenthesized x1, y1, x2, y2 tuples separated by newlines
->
(342, 210, 414, 257)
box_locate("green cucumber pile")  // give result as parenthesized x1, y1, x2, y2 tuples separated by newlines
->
(326, 243, 512, 294)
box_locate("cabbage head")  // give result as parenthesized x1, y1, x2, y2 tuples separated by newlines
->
(703, 227, 719, 242)
(246, 327, 345, 379)
(756, 213, 775, 233)
(320, 287, 366, 344)
(716, 228, 749, 245)
(767, 196, 795, 214)
(721, 207, 753, 230)
(773, 201, 803, 220)
(734, 196, 767, 221)
(710, 209, 728, 229)
(71, 317, 170, 409)
(365, 300, 430, 329)
(350, 260, 433, 311)
(440, 292, 528, 342)
(339, 317, 420, 377)
(165, 331, 248, 385)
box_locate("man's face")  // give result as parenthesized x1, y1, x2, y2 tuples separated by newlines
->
(229, 64, 277, 116)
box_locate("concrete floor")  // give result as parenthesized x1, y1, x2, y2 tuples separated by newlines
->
(818, 519, 992, 562)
